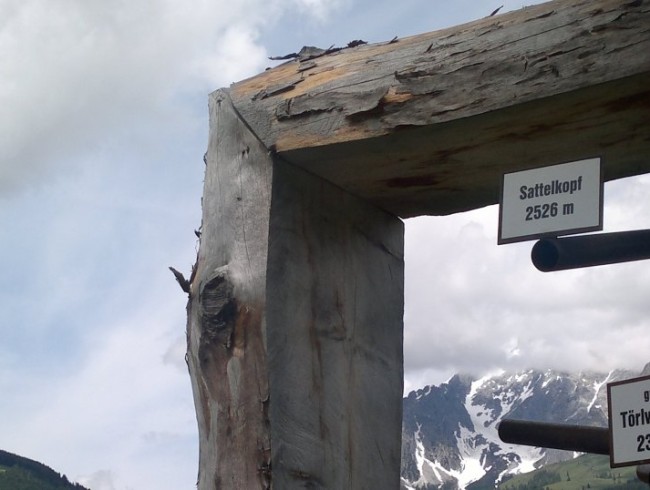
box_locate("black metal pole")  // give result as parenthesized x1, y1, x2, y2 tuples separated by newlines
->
(638, 465, 650, 484)
(498, 419, 610, 455)
(531, 229, 650, 272)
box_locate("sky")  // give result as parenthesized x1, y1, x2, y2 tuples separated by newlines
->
(1, 0, 649, 489)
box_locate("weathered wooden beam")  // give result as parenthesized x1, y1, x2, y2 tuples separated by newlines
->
(186, 91, 404, 489)
(228, 0, 650, 217)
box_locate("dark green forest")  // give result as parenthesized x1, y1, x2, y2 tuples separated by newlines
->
(0, 450, 89, 490)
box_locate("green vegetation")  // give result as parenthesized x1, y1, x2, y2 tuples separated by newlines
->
(499, 454, 647, 490)
(0, 450, 88, 490)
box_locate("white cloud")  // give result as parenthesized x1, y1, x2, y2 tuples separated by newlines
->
(77, 470, 118, 490)
(291, 0, 345, 21)
(403, 175, 650, 389)
(0, 0, 343, 195)
(197, 25, 269, 88)
(0, 276, 197, 489)
(163, 335, 188, 373)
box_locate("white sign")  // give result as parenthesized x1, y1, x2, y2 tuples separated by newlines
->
(608, 375, 650, 468)
(498, 158, 603, 244)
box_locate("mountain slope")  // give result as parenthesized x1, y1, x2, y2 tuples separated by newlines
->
(498, 453, 646, 490)
(401, 367, 641, 490)
(0, 449, 89, 490)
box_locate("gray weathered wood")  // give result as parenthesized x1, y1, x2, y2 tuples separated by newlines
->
(186, 0, 650, 486)
(266, 160, 404, 488)
(187, 91, 405, 489)
(228, 0, 650, 217)
(186, 89, 273, 489)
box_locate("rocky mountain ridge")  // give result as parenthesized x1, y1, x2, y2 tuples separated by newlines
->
(400, 366, 648, 490)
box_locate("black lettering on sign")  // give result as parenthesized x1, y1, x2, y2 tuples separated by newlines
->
(637, 434, 650, 452)
(525, 203, 559, 221)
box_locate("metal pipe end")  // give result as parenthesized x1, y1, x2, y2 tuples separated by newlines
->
(531, 239, 559, 272)
(637, 464, 650, 485)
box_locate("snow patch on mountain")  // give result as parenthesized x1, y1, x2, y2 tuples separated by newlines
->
(412, 425, 448, 488)
(454, 426, 485, 486)
(587, 371, 613, 413)
(401, 367, 640, 490)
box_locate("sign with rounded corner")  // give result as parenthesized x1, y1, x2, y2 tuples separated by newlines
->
(498, 158, 603, 244)
(608, 375, 650, 468)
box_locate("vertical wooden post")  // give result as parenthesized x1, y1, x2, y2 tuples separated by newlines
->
(186, 89, 404, 489)
(266, 160, 404, 488)
(186, 90, 273, 489)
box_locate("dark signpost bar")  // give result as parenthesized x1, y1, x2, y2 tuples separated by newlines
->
(498, 419, 610, 455)
(505, 230, 650, 485)
(531, 229, 650, 272)
(499, 419, 650, 486)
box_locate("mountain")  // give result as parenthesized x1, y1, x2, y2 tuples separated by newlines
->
(0, 449, 89, 490)
(400, 366, 645, 490)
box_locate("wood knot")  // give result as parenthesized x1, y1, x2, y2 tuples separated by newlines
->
(200, 268, 237, 349)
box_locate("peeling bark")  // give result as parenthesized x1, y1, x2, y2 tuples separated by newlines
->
(227, 0, 650, 217)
